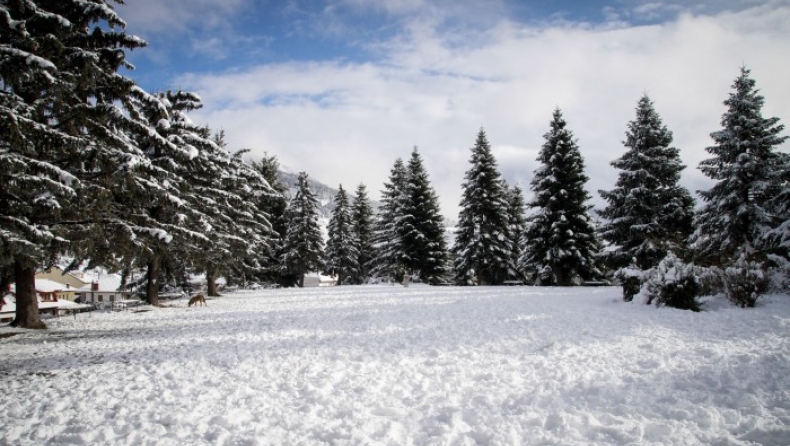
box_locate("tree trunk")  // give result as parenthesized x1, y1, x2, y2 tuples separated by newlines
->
(11, 261, 46, 329)
(298, 268, 305, 288)
(146, 257, 160, 306)
(206, 269, 220, 297)
(555, 268, 567, 287)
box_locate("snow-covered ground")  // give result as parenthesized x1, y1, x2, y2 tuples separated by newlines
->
(1, 286, 788, 445)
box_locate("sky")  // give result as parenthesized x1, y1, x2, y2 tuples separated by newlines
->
(116, 0, 790, 220)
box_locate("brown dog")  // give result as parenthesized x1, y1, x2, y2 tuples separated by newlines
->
(188, 293, 206, 307)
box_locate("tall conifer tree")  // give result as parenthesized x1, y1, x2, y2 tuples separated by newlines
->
(506, 184, 528, 283)
(399, 148, 448, 284)
(452, 130, 516, 285)
(521, 109, 601, 286)
(692, 67, 788, 266)
(371, 159, 408, 281)
(599, 95, 695, 281)
(185, 130, 274, 297)
(0, 0, 156, 327)
(325, 185, 359, 285)
(280, 172, 324, 287)
(251, 154, 290, 285)
(350, 184, 375, 284)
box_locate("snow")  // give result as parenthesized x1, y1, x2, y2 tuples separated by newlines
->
(1, 285, 789, 445)
(75, 273, 124, 292)
(29, 278, 72, 293)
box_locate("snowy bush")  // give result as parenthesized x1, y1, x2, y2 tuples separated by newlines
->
(696, 266, 724, 297)
(643, 252, 701, 312)
(721, 256, 770, 308)
(538, 265, 555, 286)
(767, 254, 790, 292)
(614, 267, 643, 302)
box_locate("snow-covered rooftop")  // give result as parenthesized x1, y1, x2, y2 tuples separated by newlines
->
(76, 273, 124, 292)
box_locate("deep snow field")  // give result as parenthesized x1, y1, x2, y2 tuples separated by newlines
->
(1, 285, 788, 446)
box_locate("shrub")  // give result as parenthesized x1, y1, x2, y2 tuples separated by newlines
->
(721, 256, 770, 308)
(644, 252, 701, 312)
(696, 266, 723, 297)
(614, 267, 643, 302)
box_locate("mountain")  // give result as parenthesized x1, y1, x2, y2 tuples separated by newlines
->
(279, 170, 340, 221)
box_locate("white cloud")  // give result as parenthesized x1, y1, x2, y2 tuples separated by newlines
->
(117, 0, 250, 35)
(176, 3, 790, 219)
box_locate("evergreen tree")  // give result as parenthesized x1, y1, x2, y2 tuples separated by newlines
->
(185, 130, 274, 297)
(691, 67, 788, 266)
(521, 109, 601, 286)
(599, 94, 695, 299)
(350, 183, 375, 284)
(280, 172, 324, 287)
(452, 130, 516, 285)
(325, 185, 359, 285)
(251, 154, 290, 285)
(119, 93, 274, 303)
(763, 157, 790, 273)
(125, 90, 219, 305)
(505, 184, 528, 283)
(0, 0, 153, 327)
(371, 158, 408, 282)
(399, 148, 449, 284)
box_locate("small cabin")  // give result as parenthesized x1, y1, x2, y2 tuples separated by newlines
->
(75, 274, 132, 308)
(303, 274, 338, 287)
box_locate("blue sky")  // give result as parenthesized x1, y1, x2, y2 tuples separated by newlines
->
(117, 0, 790, 219)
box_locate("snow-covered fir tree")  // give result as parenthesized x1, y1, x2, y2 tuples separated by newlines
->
(521, 109, 602, 286)
(599, 95, 695, 298)
(763, 160, 790, 275)
(398, 148, 449, 284)
(251, 154, 290, 285)
(0, 0, 154, 328)
(452, 130, 516, 285)
(371, 158, 409, 281)
(126, 91, 225, 304)
(325, 185, 359, 285)
(349, 184, 375, 284)
(505, 184, 528, 283)
(184, 130, 274, 297)
(691, 67, 789, 267)
(281, 172, 325, 287)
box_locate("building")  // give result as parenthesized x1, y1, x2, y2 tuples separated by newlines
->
(35, 267, 90, 294)
(75, 274, 133, 308)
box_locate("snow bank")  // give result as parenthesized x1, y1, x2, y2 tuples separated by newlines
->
(1, 286, 788, 445)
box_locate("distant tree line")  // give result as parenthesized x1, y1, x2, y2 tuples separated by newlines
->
(1, 2, 787, 329)
(310, 67, 789, 313)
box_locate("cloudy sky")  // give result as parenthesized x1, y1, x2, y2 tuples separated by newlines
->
(117, 0, 790, 219)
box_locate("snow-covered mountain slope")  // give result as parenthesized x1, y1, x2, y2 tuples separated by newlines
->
(279, 170, 340, 220)
(1, 286, 788, 445)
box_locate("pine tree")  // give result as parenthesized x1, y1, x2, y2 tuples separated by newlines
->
(399, 148, 449, 284)
(521, 109, 601, 286)
(350, 183, 375, 284)
(251, 154, 290, 285)
(185, 130, 273, 297)
(325, 185, 359, 285)
(124, 90, 218, 305)
(691, 67, 788, 266)
(599, 94, 695, 299)
(280, 172, 325, 287)
(452, 129, 516, 285)
(505, 184, 528, 283)
(763, 157, 790, 272)
(0, 0, 153, 327)
(371, 158, 409, 282)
